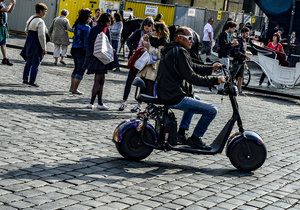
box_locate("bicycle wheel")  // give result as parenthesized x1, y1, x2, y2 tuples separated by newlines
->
(243, 66, 251, 87)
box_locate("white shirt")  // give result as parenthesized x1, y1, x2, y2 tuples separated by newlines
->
(203, 23, 214, 42)
(25, 15, 48, 50)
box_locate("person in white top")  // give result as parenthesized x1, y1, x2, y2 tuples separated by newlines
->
(202, 18, 214, 63)
(20, 3, 48, 87)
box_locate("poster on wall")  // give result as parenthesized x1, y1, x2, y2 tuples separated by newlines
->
(187, 8, 196, 17)
(145, 5, 158, 16)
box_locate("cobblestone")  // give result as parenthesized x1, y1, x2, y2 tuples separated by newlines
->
(0, 47, 299, 209)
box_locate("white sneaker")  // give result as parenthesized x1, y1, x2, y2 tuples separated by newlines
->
(97, 104, 109, 110)
(87, 104, 95, 109)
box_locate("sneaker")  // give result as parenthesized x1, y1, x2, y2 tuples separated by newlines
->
(2, 58, 13, 66)
(97, 104, 109, 110)
(72, 90, 84, 95)
(177, 134, 188, 145)
(187, 137, 211, 150)
(54, 61, 58, 66)
(29, 83, 39, 87)
(60, 60, 66, 65)
(87, 104, 95, 109)
(22, 80, 29, 85)
(130, 104, 141, 113)
(258, 83, 262, 87)
(118, 102, 127, 111)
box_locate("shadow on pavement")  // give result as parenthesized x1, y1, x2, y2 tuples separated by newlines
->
(286, 115, 300, 120)
(0, 156, 253, 183)
(0, 102, 130, 121)
(0, 83, 25, 88)
(0, 89, 65, 96)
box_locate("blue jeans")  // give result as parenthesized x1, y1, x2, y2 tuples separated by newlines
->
(171, 97, 218, 137)
(71, 48, 86, 80)
(22, 55, 42, 84)
(111, 39, 120, 69)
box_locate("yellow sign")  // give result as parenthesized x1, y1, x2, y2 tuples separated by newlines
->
(251, 16, 256, 24)
(217, 10, 222, 21)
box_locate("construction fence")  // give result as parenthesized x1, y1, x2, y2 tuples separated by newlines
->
(8, 0, 265, 40)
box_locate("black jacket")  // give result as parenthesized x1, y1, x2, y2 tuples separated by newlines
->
(156, 42, 219, 105)
(126, 29, 143, 58)
(218, 31, 232, 58)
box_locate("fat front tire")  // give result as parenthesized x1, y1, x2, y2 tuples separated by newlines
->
(116, 128, 153, 161)
(229, 140, 267, 172)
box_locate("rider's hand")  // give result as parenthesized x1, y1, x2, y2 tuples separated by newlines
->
(212, 62, 222, 71)
(218, 76, 226, 84)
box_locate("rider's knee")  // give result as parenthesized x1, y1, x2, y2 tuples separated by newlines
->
(209, 105, 218, 117)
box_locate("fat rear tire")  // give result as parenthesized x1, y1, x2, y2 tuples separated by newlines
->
(228, 140, 267, 172)
(116, 128, 153, 161)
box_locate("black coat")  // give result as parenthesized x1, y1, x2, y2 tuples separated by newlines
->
(218, 31, 232, 58)
(156, 42, 219, 105)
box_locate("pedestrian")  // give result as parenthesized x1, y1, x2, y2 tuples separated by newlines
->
(110, 12, 123, 72)
(20, 3, 48, 87)
(69, 8, 91, 95)
(231, 27, 250, 95)
(202, 18, 214, 63)
(217, 21, 238, 70)
(259, 32, 287, 86)
(118, 16, 154, 111)
(0, 0, 16, 66)
(48, 9, 73, 66)
(90, 8, 101, 27)
(130, 22, 170, 112)
(85, 13, 113, 110)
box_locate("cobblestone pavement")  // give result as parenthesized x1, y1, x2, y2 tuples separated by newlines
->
(0, 48, 299, 210)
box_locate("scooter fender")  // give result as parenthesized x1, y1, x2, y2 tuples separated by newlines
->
(112, 119, 157, 144)
(226, 131, 265, 157)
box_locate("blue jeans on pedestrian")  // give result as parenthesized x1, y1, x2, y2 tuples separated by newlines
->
(111, 39, 120, 69)
(171, 97, 218, 138)
(22, 55, 42, 84)
(71, 48, 86, 80)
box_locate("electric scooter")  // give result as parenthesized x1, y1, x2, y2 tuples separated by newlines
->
(112, 67, 267, 172)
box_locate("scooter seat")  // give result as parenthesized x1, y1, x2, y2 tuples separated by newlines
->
(137, 94, 163, 105)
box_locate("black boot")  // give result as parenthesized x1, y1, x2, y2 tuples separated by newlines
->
(187, 135, 211, 150)
(2, 58, 13, 66)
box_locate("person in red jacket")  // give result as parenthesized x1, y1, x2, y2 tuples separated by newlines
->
(266, 32, 285, 54)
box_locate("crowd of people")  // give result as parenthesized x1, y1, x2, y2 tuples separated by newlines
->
(2, 2, 295, 149)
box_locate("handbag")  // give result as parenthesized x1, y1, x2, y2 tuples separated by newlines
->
(93, 32, 114, 64)
(134, 51, 150, 71)
(128, 48, 144, 69)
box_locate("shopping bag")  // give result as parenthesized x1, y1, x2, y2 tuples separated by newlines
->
(93, 32, 114, 64)
(128, 48, 144, 69)
(134, 51, 150, 71)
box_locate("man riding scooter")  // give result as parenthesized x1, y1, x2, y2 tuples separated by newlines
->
(156, 26, 226, 150)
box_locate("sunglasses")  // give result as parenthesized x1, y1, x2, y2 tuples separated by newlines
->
(179, 34, 193, 41)
(145, 24, 153, 27)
